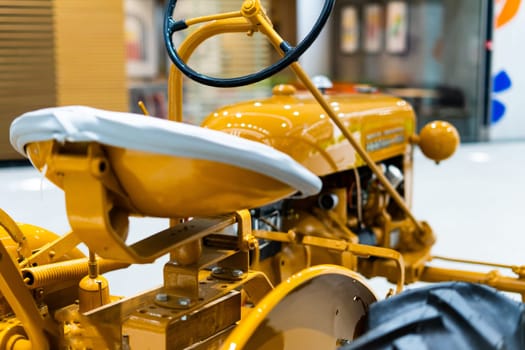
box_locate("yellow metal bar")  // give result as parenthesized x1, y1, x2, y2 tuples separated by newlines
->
(168, 18, 253, 121)
(421, 266, 525, 301)
(137, 100, 150, 116)
(431, 255, 516, 270)
(235, 209, 254, 252)
(0, 208, 31, 260)
(252, 230, 296, 243)
(253, 12, 282, 51)
(185, 11, 242, 26)
(0, 237, 57, 349)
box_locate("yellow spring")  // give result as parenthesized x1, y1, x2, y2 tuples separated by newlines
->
(22, 258, 129, 289)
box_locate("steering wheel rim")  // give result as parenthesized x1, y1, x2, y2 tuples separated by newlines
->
(164, 0, 335, 88)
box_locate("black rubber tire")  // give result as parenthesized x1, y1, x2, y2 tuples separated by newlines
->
(341, 282, 525, 350)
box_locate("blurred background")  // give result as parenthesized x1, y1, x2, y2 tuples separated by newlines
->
(1, 0, 524, 161)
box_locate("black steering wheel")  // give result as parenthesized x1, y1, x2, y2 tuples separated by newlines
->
(164, 0, 335, 88)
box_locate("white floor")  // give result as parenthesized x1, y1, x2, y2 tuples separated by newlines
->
(1, 141, 524, 299)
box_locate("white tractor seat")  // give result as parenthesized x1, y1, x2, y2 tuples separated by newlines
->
(10, 106, 322, 217)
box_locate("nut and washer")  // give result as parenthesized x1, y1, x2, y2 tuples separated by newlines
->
(211, 266, 224, 275)
(177, 297, 191, 307)
(155, 293, 169, 302)
(231, 269, 244, 278)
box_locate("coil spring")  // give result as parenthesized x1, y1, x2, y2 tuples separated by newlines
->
(22, 258, 128, 289)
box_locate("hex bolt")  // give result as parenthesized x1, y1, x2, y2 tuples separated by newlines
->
(155, 293, 169, 302)
(232, 269, 244, 278)
(212, 266, 224, 275)
(177, 297, 191, 307)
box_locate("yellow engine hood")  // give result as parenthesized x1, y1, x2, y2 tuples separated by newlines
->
(202, 85, 416, 176)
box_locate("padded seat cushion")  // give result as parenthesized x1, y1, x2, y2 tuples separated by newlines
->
(10, 106, 322, 197)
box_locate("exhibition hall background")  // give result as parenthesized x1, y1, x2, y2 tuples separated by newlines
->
(0, 0, 523, 160)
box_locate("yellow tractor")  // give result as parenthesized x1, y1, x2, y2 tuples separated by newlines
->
(1, 0, 524, 349)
